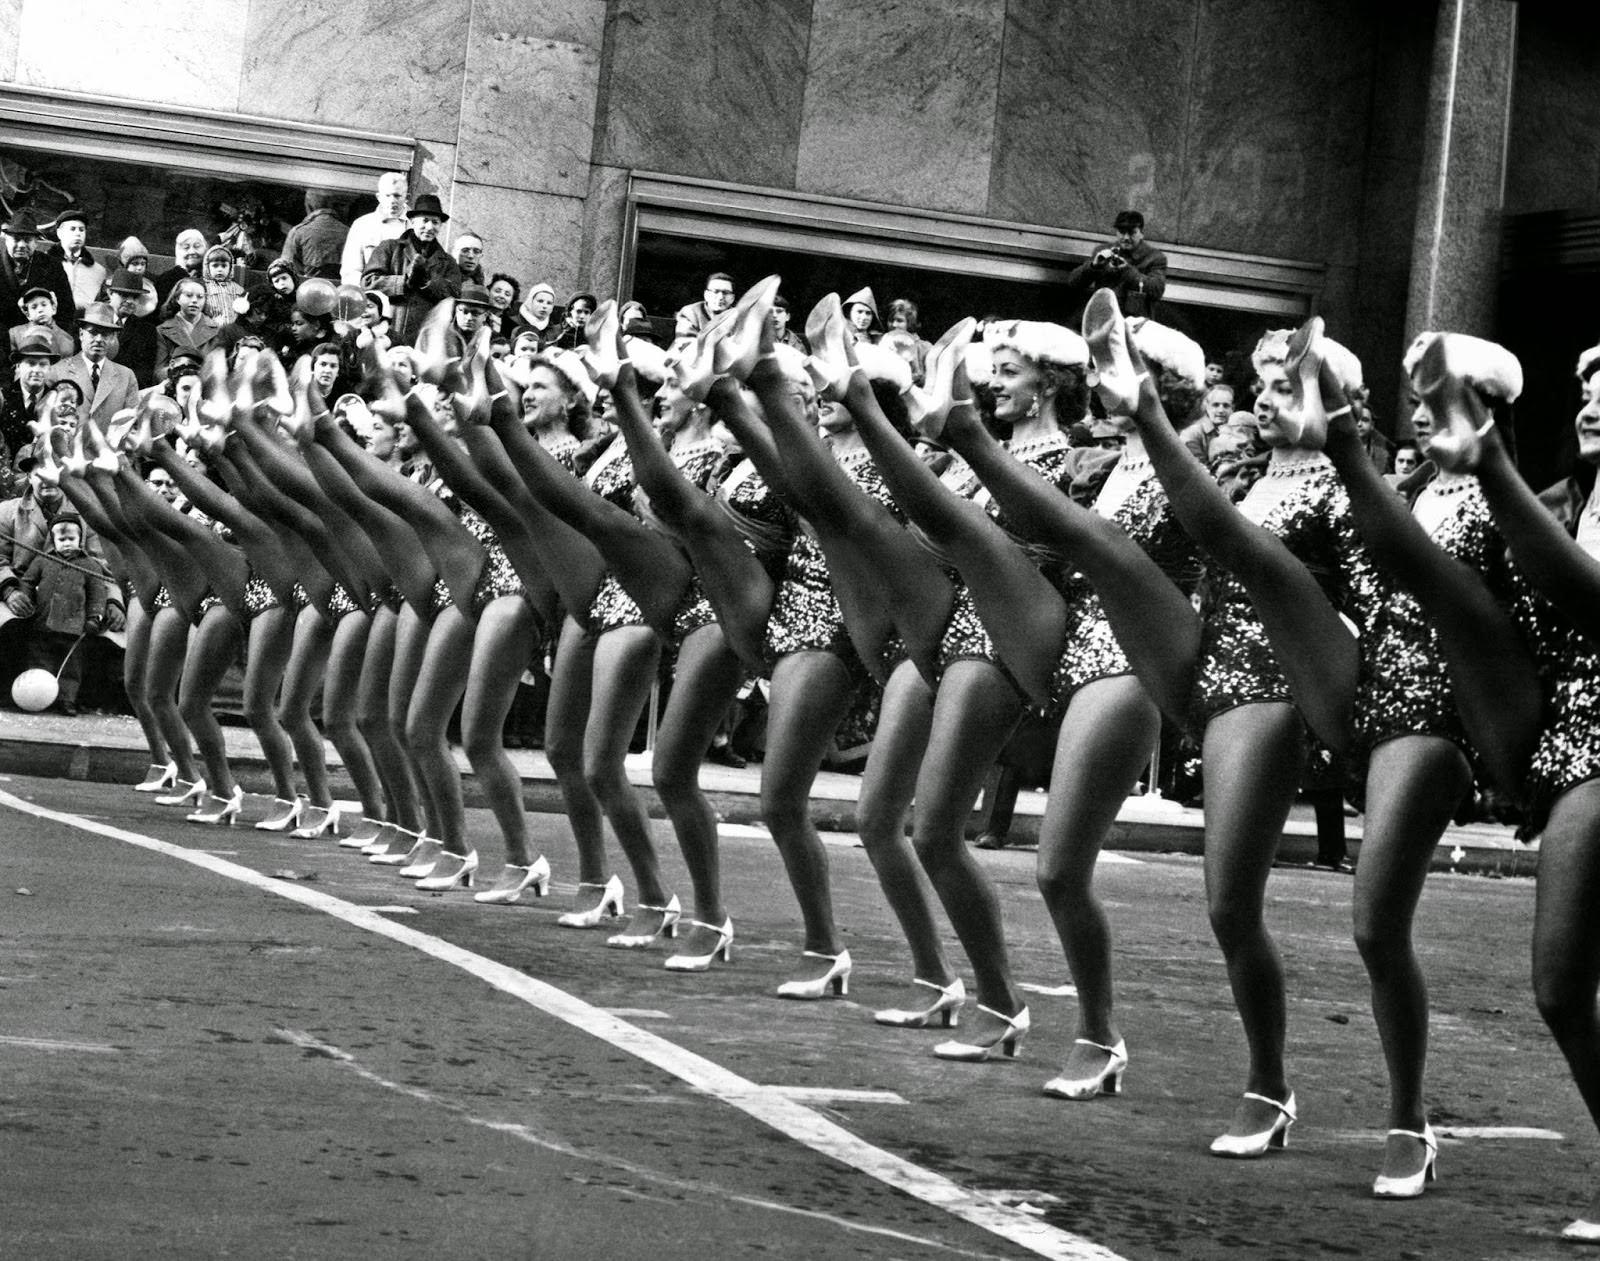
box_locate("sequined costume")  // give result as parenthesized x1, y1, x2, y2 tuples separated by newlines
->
(242, 571, 279, 620)
(460, 505, 527, 619)
(1512, 487, 1600, 836)
(589, 440, 725, 634)
(1049, 458, 1200, 711)
(935, 438, 1077, 679)
(1351, 476, 1513, 782)
(325, 582, 362, 621)
(673, 457, 796, 642)
(151, 584, 172, 612)
(1188, 454, 1382, 731)
(765, 447, 899, 673)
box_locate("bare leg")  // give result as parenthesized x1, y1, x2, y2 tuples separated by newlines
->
(585, 625, 672, 920)
(546, 615, 609, 902)
(855, 659, 958, 987)
(242, 606, 298, 800)
(122, 597, 167, 765)
(177, 606, 244, 796)
(761, 650, 855, 954)
(405, 605, 475, 855)
(1354, 735, 1470, 1184)
(388, 604, 435, 837)
(651, 623, 746, 942)
(1530, 780, 1600, 1227)
(1036, 675, 1160, 1071)
(145, 607, 198, 783)
(278, 605, 335, 809)
(460, 596, 540, 870)
(355, 605, 419, 830)
(321, 610, 384, 820)
(1201, 701, 1304, 1135)
(909, 660, 1025, 1020)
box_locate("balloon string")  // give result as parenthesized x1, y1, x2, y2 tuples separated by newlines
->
(7, 534, 115, 582)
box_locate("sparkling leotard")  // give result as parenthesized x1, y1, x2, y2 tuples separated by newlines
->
(1188, 454, 1382, 731)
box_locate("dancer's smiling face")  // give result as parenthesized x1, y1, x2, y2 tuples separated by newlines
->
(1578, 370, 1600, 465)
(522, 364, 569, 430)
(818, 398, 853, 436)
(988, 348, 1042, 423)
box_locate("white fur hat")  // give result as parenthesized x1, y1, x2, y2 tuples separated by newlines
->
(623, 336, 671, 384)
(852, 340, 913, 391)
(1404, 332, 1522, 402)
(542, 348, 598, 405)
(1127, 318, 1205, 390)
(987, 319, 1089, 369)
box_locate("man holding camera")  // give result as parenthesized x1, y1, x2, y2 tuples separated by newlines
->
(1067, 210, 1167, 319)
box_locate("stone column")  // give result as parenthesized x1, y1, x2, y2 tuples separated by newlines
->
(1404, 0, 1518, 339)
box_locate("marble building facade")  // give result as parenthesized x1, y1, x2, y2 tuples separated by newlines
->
(0, 0, 1588, 420)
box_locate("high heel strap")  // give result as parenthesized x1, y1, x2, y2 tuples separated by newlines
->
(1242, 1090, 1297, 1123)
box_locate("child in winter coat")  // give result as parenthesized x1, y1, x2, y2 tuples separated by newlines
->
(20, 513, 106, 714)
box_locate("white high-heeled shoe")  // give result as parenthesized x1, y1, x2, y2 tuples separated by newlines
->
(1562, 1218, 1600, 1244)
(1209, 1092, 1297, 1158)
(134, 761, 178, 792)
(663, 919, 734, 972)
(474, 855, 551, 904)
(873, 976, 965, 1028)
(556, 875, 624, 928)
(155, 778, 205, 807)
(290, 804, 341, 839)
(397, 838, 444, 878)
(364, 825, 412, 858)
(1372, 1123, 1437, 1198)
(1042, 1038, 1128, 1100)
(338, 816, 387, 849)
(187, 784, 244, 826)
(776, 949, 852, 1000)
(605, 895, 681, 948)
(254, 795, 306, 832)
(417, 849, 477, 892)
(933, 1004, 1030, 1060)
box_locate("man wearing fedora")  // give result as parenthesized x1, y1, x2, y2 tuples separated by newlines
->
(105, 268, 160, 387)
(0, 209, 75, 339)
(50, 303, 137, 426)
(0, 329, 61, 470)
(362, 192, 463, 345)
(45, 208, 107, 318)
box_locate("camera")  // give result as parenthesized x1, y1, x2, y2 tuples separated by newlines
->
(1094, 246, 1130, 270)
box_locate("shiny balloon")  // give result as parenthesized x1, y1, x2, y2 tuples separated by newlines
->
(296, 277, 337, 317)
(333, 284, 367, 323)
(11, 668, 58, 712)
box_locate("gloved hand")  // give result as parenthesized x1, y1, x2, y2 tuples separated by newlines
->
(103, 603, 125, 632)
(84, 616, 103, 635)
(4, 588, 35, 617)
(407, 259, 431, 292)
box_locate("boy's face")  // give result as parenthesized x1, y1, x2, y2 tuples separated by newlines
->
(50, 522, 82, 552)
(311, 354, 339, 389)
(272, 271, 294, 295)
(206, 256, 231, 281)
(23, 295, 53, 324)
(57, 221, 86, 252)
(126, 257, 148, 277)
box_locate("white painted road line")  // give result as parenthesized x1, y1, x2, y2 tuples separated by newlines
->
(3, 788, 1128, 1261)
(766, 1085, 908, 1106)
(0, 1034, 121, 1054)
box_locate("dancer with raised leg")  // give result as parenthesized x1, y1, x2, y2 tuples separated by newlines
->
(1086, 290, 1380, 1155)
(920, 315, 1204, 1094)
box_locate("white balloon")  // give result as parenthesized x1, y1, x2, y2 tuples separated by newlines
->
(12, 668, 58, 712)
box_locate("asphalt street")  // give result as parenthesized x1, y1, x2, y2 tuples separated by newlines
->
(0, 771, 1588, 1260)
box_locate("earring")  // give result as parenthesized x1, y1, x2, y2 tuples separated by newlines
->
(1026, 396, 1041, 419)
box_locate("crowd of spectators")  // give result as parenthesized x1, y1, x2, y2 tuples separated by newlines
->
(0, 182, 1402, 748)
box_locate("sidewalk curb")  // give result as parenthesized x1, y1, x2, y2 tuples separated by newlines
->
(0, 736, 1537, 878)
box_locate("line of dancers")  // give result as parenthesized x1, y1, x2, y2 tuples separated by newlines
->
(40, 279, 1600, 1236)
